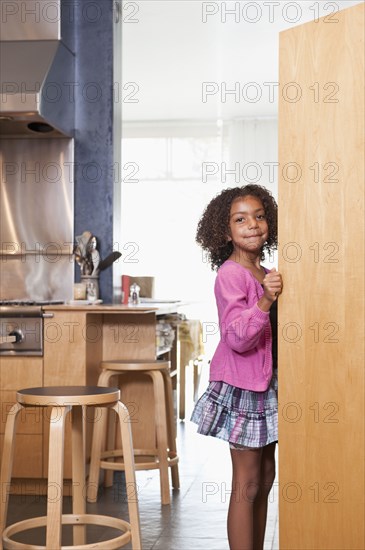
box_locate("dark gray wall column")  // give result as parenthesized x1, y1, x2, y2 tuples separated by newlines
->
(74, 0, 114, 302)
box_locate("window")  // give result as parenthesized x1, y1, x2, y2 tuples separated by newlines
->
(121, 123, 228, 183)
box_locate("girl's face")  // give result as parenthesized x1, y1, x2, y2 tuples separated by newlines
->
(227, 195, 269, 257)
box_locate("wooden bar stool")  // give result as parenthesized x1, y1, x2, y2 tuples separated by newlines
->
(88, 360, 179, 506)
(0, 386, 141, 550)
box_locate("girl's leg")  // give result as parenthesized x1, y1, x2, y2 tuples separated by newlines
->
(227, 447, 263, 550)
(253, 442, 277, 550)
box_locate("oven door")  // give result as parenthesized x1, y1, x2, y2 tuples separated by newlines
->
(0, 316, 43, 356)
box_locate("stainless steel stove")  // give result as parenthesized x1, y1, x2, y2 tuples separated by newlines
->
(0, 300, 64, 307)
(0, 300, 64, 356)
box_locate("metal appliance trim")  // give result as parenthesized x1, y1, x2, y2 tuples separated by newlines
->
(0, 306, 43, 318)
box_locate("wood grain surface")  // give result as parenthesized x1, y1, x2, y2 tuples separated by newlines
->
(278, 4, 364, 549)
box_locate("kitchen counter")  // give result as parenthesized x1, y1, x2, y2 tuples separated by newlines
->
(42, 301, 182, 316)
(1, 301, 181, 492)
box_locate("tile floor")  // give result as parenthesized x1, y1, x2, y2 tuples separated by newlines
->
(4, 365, 279, 549)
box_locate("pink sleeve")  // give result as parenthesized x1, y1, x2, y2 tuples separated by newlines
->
(216, 266, 270, 353)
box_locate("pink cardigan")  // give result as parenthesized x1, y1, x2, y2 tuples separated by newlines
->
(209, 260, 273, 391)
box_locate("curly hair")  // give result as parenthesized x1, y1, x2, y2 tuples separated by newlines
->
(196, 184, 277, 270)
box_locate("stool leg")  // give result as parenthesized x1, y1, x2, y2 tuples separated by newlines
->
(105, 373, 119, 488)
(193, 358, 203, 402)
(179, 361, 186, 421)
(46, 405, 71, 549)
(193, 359, 199, 401)
(113, 401, 142, 550)
(0, 402, 22, 547)
(150, 371, 170, 505)
(71, 405, 86, 546)
(87, 406, 108, 502)
(98, 370, 118, 488)
(162, 369, 180, 491)
(104, 411, 117, 487)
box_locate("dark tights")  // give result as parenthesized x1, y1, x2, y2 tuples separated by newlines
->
(227, 442, 276, 550)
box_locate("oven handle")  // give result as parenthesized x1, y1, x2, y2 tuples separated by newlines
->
(41, 313, 54, 319)
(0, 335, 17, 344)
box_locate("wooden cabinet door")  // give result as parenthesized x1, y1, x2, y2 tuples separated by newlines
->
(0, 357, 43, 478)
(278, 4, 364, 549)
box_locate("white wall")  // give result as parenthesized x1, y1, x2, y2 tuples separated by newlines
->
(115, 119, 278, 358)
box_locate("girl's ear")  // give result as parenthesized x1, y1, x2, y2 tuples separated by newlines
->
(227, 236, 232, 242)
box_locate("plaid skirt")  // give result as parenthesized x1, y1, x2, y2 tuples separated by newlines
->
(190, 370, 278, 448)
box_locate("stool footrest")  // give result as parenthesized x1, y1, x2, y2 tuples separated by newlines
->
(2, 514, 131, 550)
(100, 449, 179, 471)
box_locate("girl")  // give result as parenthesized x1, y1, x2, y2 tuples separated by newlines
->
(191, 184, 282, 550)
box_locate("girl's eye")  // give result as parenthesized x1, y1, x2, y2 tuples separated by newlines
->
(257, 215, 266, 220)
(235, 217, 245, 223)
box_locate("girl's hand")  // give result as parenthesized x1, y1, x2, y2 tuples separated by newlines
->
(262, 268, 283, 303)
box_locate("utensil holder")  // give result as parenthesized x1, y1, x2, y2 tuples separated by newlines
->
(81, 275, 100, 301)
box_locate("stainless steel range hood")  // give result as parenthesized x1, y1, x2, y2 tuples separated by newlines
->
(0, 0, 75, 138)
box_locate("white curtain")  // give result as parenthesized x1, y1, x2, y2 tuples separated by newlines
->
(228, 118, 278, 197)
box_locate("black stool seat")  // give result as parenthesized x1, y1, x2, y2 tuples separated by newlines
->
(17, 385, 120, 405)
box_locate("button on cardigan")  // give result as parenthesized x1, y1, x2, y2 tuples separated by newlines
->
(209, 260, 273, 391)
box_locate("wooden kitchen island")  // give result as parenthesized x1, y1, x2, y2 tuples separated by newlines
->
(0, 303, 180, 493)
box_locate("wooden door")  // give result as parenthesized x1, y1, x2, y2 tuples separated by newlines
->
(278, 4, 364, 549)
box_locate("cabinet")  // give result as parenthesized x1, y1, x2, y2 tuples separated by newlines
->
(42, 309, 158, 479)
(278, 4, 364, 549)
(0, 357, 43, 478)
(0, 304, 179, 489)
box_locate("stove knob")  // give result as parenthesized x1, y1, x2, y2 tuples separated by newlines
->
(8, 330, 24, 344)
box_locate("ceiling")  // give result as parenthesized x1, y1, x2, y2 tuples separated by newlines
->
(121, 0, 363, 122)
